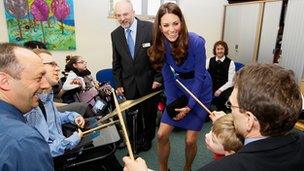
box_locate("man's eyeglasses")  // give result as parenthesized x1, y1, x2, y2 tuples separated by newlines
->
(43, 61, 59, 67)
(225, 100, 240, 109)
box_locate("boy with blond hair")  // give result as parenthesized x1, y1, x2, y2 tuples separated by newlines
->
(205, 114, 243, 160)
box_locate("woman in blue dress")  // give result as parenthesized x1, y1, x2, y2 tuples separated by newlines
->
(148, 3, 212, 171)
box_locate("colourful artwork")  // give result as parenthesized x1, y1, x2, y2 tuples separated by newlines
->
(4, 0, 76, 50)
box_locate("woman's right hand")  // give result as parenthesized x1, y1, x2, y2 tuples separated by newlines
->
(71, 78, 82, 85)
(173, 106, 191, 120)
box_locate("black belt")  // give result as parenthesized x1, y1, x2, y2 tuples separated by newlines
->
(177, 70, 194, 79)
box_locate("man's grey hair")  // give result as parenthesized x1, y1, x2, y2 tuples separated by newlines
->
(114, 0, 134, 12)
(0, 43, 25, 79)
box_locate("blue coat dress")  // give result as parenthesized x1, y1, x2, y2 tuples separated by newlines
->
(161, 32, 212, 131)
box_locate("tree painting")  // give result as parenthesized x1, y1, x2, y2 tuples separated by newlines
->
(31, 0, 49, 43)
(51, 0, 70, 34)
(4, 0, 29, 40)
(4, 0, 76, 50)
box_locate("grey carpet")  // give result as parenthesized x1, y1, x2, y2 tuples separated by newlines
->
(115, 121, 213, 171)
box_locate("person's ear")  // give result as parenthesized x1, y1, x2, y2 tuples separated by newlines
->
(0, 72, 11, 91)
(159, 25, 163, 32)
(245, 111, 256, 132)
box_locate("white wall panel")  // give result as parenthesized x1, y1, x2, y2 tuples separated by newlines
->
(258, 1, 282, 64)
(280, 0, 304, 83)
(224, 3, 260, 64)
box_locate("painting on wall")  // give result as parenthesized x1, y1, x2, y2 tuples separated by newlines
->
(4, 0, 76, 50)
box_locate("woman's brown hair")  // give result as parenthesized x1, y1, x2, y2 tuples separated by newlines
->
(148, 2, 188, 70)
(65, 55, 81, 72)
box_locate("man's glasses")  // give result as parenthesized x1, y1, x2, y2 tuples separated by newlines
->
(225, 100, 240, 109)
(43, 61, 59, 67)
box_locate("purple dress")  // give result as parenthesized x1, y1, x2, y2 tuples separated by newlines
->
(161, 32, 212, 131)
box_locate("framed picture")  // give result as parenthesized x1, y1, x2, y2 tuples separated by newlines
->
(4, 0, 76, 50)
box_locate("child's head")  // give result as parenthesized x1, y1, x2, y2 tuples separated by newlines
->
(205, 114, 243, 156)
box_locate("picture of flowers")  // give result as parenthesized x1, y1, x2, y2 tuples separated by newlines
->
(4, 0, 76, 50)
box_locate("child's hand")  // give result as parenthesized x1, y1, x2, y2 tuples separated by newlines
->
(209, 111, 226, 122)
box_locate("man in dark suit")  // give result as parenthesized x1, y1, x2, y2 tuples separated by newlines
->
(111, 0, 162, 152)
(199, 64, 304, 171)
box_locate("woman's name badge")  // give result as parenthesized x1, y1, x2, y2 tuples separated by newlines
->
(142, 43, 151, 48)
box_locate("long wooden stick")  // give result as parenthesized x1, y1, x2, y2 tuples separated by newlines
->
(112, 89, 134, 160)
(176, 79, 212, 115)
(97, 90, 162, 124)
(295, 120, 304, 131)
(82, 120, 119, 136)
(98, 110, 118, 123)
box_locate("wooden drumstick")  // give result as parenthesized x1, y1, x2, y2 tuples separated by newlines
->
(112, 88, 135, 160)
(97, 90, 162, 124)
(176, 79, 212, 115)
(82, 120, 119, 135)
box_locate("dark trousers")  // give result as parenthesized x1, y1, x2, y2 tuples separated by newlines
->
(211, 87, 233, 112)
(125, 91, 158, 150)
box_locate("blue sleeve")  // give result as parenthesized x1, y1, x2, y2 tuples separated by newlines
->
(187, 37, 208, 109)
(58, 110, 81, 124)
(162, 62, 179, 104)
(49, 132, 80, 157)
(1, 135, 54, 171)
(45, 103, 81, 156)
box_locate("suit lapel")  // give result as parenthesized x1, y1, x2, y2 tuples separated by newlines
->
(134, 19, 144, 60)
